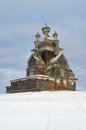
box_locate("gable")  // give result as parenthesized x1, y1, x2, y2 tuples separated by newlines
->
(58, 54, 69, 68)
(49, 53, 69, 69)
(28, 53, 45, 66)
(27, 54, 36, 65)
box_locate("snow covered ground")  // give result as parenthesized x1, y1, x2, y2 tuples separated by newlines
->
(0, 91, 86, 130)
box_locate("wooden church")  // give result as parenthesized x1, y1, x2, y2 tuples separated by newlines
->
(6, 24, 77, 93)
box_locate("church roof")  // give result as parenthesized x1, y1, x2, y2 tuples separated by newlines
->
(50, 52, 62, 63)
(47, 53, 70, 70)
(50, 53, 69, 66)
(28, 54, 45, 65)
(11, 75, 55, 83)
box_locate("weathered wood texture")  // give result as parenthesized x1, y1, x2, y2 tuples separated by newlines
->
(6, 25, 77, 93)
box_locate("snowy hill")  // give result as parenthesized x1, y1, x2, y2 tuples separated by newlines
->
(0, 91, 86, 130)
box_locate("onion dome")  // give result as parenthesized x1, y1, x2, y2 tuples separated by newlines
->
(42, 24, 51, 38)
(35, 32, 41, 41)
(53, 31, 58, 40)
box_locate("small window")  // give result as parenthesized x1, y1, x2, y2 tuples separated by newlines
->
(29, 69, 34, 76)
(61, 70, 64, 77)
(48, 71, 51, 76)
(56, 79, 60, 84)
(63, 79, 67, 85)
(30, 71, 34, 76)
(70, 81, 74, 86)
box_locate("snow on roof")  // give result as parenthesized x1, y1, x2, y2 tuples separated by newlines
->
(50, 52, 62, 63)
(46, 36, 52, 40)
(11, 75, 55, 82)
(28, 54, 45, 64)
(39, 36, 53, 42)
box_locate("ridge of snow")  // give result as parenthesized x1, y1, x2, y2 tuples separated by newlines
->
(50, 52, 62, 63)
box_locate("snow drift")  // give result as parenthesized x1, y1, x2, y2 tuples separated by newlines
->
(0, 91, 86, 130)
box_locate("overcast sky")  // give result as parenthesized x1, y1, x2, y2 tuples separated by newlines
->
(0, 0, 86, 93)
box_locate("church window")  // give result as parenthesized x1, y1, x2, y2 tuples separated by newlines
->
(48, 71, 51, 76)
(30, 69, 34, 76)
(30, 71, 34, 76)
(61, 70, 64, 77)
(56, 79, 60, 84)
(63, 79, 67, 85)
(70, 81, 74, 85)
